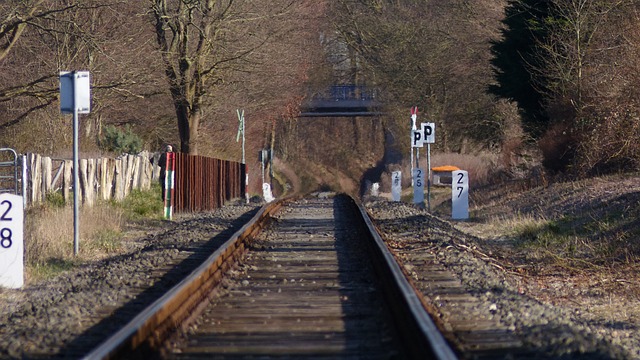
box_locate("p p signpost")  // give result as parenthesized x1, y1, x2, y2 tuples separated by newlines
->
(410, 107, 435, 209)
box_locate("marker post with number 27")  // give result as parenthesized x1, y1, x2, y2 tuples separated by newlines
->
(0, 193, 24, 289)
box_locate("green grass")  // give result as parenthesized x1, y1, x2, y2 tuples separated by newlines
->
(511, 212, 640, 267)
(89, 229, 122, 253)
(515, 215, 579, 250)
(29, 258, 77, 280)
(114, 185, 165, 220)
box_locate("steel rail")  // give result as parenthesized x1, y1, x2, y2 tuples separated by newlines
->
(352, 197, 458, 360)
(84, 195, 458, 360)
(83, 199, 285, 360)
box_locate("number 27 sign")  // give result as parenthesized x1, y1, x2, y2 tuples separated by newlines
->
(0, 194, 23, 288)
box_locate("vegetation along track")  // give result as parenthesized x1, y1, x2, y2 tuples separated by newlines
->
(85, 195, 456, 359)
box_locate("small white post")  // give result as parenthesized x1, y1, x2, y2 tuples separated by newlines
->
(452, 170, 469, 220)
(391, 171, 401, 202)
(0, 194, 24, 288)
(413, 168, 424, 205)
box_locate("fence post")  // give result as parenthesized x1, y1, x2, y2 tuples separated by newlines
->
(42, 156, 52, 202)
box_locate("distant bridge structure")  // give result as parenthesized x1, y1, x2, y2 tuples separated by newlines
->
(299, 85, 382, 117)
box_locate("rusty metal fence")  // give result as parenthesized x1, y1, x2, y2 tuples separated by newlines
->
(173, 153, 245, 213)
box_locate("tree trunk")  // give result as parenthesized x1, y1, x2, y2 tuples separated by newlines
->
(174, 99, 202, 155)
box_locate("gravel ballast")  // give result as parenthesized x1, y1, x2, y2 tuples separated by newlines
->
(1, 194, 640, 359)
(0, 203, 258, 359)
(366, 199, 639, 359)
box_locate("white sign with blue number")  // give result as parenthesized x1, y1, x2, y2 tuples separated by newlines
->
(452, 170, 469, 220)
(391, 171, 401, 202)
(0, 194, 24, 288)
(413, 168, 424, 204)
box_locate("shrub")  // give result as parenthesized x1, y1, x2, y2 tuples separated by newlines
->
(100, 125, 143, 154)
(45, 191, 65, 208)
(115, 186, 164, 220)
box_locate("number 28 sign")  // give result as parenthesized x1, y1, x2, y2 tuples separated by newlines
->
(0, 194, 24, 289)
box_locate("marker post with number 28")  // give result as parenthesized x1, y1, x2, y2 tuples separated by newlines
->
(0, 193, 24, 289)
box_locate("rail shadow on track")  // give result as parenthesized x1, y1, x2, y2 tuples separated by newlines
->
(332, 197, 405, 359)
(58, 208, 260, 359)
(165, 196, 403, 359)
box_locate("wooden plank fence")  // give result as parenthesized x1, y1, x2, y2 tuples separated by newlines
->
(173, 153, 245, 213)
(25, 151, 161, 207)
(24, 151, 246, 213)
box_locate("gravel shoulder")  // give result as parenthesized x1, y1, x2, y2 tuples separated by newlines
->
(367, 173, 640, 358)
(0, 203, 259, 359)
(2, 174, 640, 359)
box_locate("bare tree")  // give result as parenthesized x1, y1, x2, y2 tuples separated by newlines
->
(150, 0, 322, 155)
(331, 0, 508, 152)
(0, 0, 47, 62)
(0, 1, 172, 154)
(534, 0, 640, 173)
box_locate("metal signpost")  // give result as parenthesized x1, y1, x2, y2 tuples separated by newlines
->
(237, 109, 249, 204)
(422, 122, 435, 211)
(163, 152, 176, 220)
(410, 107, 436, 208)
(410, 107, 417, 186)
(60, 71, 91, 256)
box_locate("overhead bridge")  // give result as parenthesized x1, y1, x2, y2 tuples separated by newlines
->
(299, 85, 382, 117)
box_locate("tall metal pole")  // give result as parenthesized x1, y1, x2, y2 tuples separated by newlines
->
(410, 108, 417, 187)
(72, 71, 80, 256)
(242, 112, 246, 165)
(427, 143, 432, 211)
(21, 155, 27, 209)
(410, 147, 414, 187)
(237, 109, 248, 204)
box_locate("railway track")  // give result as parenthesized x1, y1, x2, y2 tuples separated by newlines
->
(84, 195, 456, 359)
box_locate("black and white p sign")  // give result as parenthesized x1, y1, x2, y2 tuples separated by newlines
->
(411, 130, 424, 148)
(0, 194, 23, 288)
(412, 122, 436, 147)
(422, 122, 435, 144)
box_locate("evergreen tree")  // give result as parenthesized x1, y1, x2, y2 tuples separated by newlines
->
(489, 0, 551, 139)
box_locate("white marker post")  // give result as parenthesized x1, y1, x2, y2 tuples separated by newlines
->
(60, 71, 91, 256)
(413, 168, 424, 204)
(452, 170, 469, 220)
(0, 194, 24, 288)
(391, 171, 401, 202)
(262, 183, 274, 203)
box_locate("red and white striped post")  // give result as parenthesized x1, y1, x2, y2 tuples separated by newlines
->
(163, 152, 176, 220)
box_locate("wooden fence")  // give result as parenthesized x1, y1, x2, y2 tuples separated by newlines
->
(24, 151, 245, 213)
(25, 151, 160, 207)
(173, 153, 245, 213)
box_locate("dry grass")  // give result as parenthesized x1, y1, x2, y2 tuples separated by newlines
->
(456, 173, 640, 272)
(23, 188, 164, 283)
(431, 152, 499, 187)
(24, 204, 125, 281)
